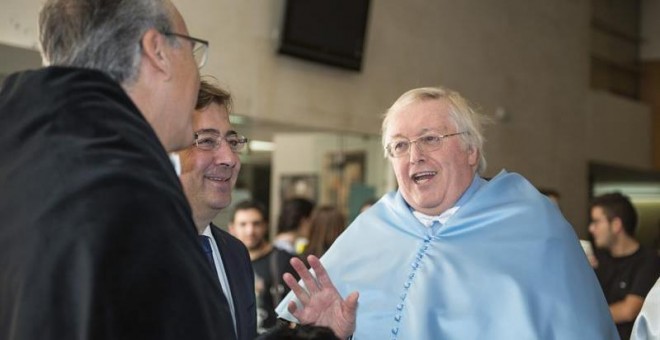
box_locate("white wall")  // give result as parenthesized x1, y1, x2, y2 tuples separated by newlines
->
(587, 91, 652, 168)
(0, 0, 41, 50)
(0, 43, 41, 76)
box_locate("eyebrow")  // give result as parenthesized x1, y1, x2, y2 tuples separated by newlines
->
(195, 128, 220, 135)
(390, 128, 441, 139)
(195, 128, 239, 137)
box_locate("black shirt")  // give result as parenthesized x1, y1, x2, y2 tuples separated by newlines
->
(595, 246, 660, 339)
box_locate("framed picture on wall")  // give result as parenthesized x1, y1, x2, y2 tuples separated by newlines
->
(280, 174, 318, 203)
(321, 151, 366, 215)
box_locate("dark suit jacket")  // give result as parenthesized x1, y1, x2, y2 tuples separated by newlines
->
(210, 223, 257, 340)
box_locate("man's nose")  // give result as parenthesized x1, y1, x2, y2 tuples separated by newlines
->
(408, 142, 425, 163)
(213, 141, 238, 167)
(247, 224, 260, 236)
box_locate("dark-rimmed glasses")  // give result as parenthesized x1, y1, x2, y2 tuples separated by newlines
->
(162, 32, 209, 68)
(385, 132, 466, 158)
(194, 130, 248, 153)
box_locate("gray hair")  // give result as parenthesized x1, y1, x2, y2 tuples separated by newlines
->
(381, 87, 488, 174)
(39, 0, 177, 86)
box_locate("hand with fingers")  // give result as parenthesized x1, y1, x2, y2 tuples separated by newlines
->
(282, 255, 359, 340)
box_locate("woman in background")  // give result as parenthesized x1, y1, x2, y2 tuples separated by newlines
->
(304, 206, 347, 258)
(274, 197, 315, 254)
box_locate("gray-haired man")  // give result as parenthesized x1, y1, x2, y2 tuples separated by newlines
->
(0, 1, 235, 339)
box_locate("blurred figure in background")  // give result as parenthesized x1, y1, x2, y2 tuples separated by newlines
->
(229, 200, 295, 334)
(589, 192, 660, 340)
(304, 206, 347, 259)
(359, 197, 378, 214)
(654, 220, 660, 256)
(539, 188, 561, 207)
(274, 197, 315, 254)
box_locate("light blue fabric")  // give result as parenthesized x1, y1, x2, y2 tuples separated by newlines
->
(276, 171, 618, 339)
(632, 278, 660, 340)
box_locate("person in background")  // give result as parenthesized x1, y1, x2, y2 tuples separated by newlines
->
(653, 220, 660, 256)
(229, 200, 296, 334)
(274, 197, 315, 254)
(359, 197, 378, 214)
(303, 206, 347, 258)
(276, 86, 618, 339)
(589, 192, 660, 339)
(178, 80, 256, 340)
(0, 0, 236, 339)
(539, 188, 561, 207)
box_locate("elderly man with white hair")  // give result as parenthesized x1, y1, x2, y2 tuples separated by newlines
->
(276, 87, 618, 340)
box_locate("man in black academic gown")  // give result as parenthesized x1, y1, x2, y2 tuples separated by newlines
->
(0, 0, 235, 339)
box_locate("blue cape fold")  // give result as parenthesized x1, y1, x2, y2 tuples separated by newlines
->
(277, 171, 618, 339)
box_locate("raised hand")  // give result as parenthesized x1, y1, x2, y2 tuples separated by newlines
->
(282, 255, 359, 340)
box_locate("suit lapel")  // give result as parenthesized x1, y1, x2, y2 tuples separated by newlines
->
(210, 223, 244, 340)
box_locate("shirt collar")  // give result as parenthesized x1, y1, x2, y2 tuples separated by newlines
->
(411, 174, 483, 228)
(168, 152, 182, 176)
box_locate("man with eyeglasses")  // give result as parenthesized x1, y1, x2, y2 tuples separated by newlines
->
(275, 87, 618, 339)
(228, 200, 297, 335)
(177, 80, 256, 340)
(0, 0, 232, 339)
(589, 193, 659, 339)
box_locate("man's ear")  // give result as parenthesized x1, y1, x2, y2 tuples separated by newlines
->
(140, 28, 172, 78)
(467, 145, 478, 166)
(611, 217, 624, 234)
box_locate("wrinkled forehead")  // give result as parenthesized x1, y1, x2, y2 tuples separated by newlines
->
(385, 99, 455, 137)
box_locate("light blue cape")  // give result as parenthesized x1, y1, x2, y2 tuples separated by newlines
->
(277, 171, 617, 339)
(631, 278, 660, 340)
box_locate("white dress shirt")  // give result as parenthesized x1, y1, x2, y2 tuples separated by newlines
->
(202, 225, 237, 333)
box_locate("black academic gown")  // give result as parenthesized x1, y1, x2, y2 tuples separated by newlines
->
(0, 67, 236, 340)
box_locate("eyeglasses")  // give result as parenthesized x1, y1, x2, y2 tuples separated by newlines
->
(194, 130, 248, 153)
(162, 32, 209, 68)
(385, 132, 466, 158)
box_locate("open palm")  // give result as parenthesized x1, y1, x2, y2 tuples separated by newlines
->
(283, 255, 359, 340)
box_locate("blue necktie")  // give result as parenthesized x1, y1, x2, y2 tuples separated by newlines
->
(199, 235, 219, 277)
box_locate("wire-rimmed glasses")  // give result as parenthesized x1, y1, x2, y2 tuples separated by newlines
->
(194, 130, 248, 153)
(385, 132, 466, 158)
(162, 32, 209, 68)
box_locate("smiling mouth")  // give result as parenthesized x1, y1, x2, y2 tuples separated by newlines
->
(206, 175, 231, 182)
(411, 171, 437, 184)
